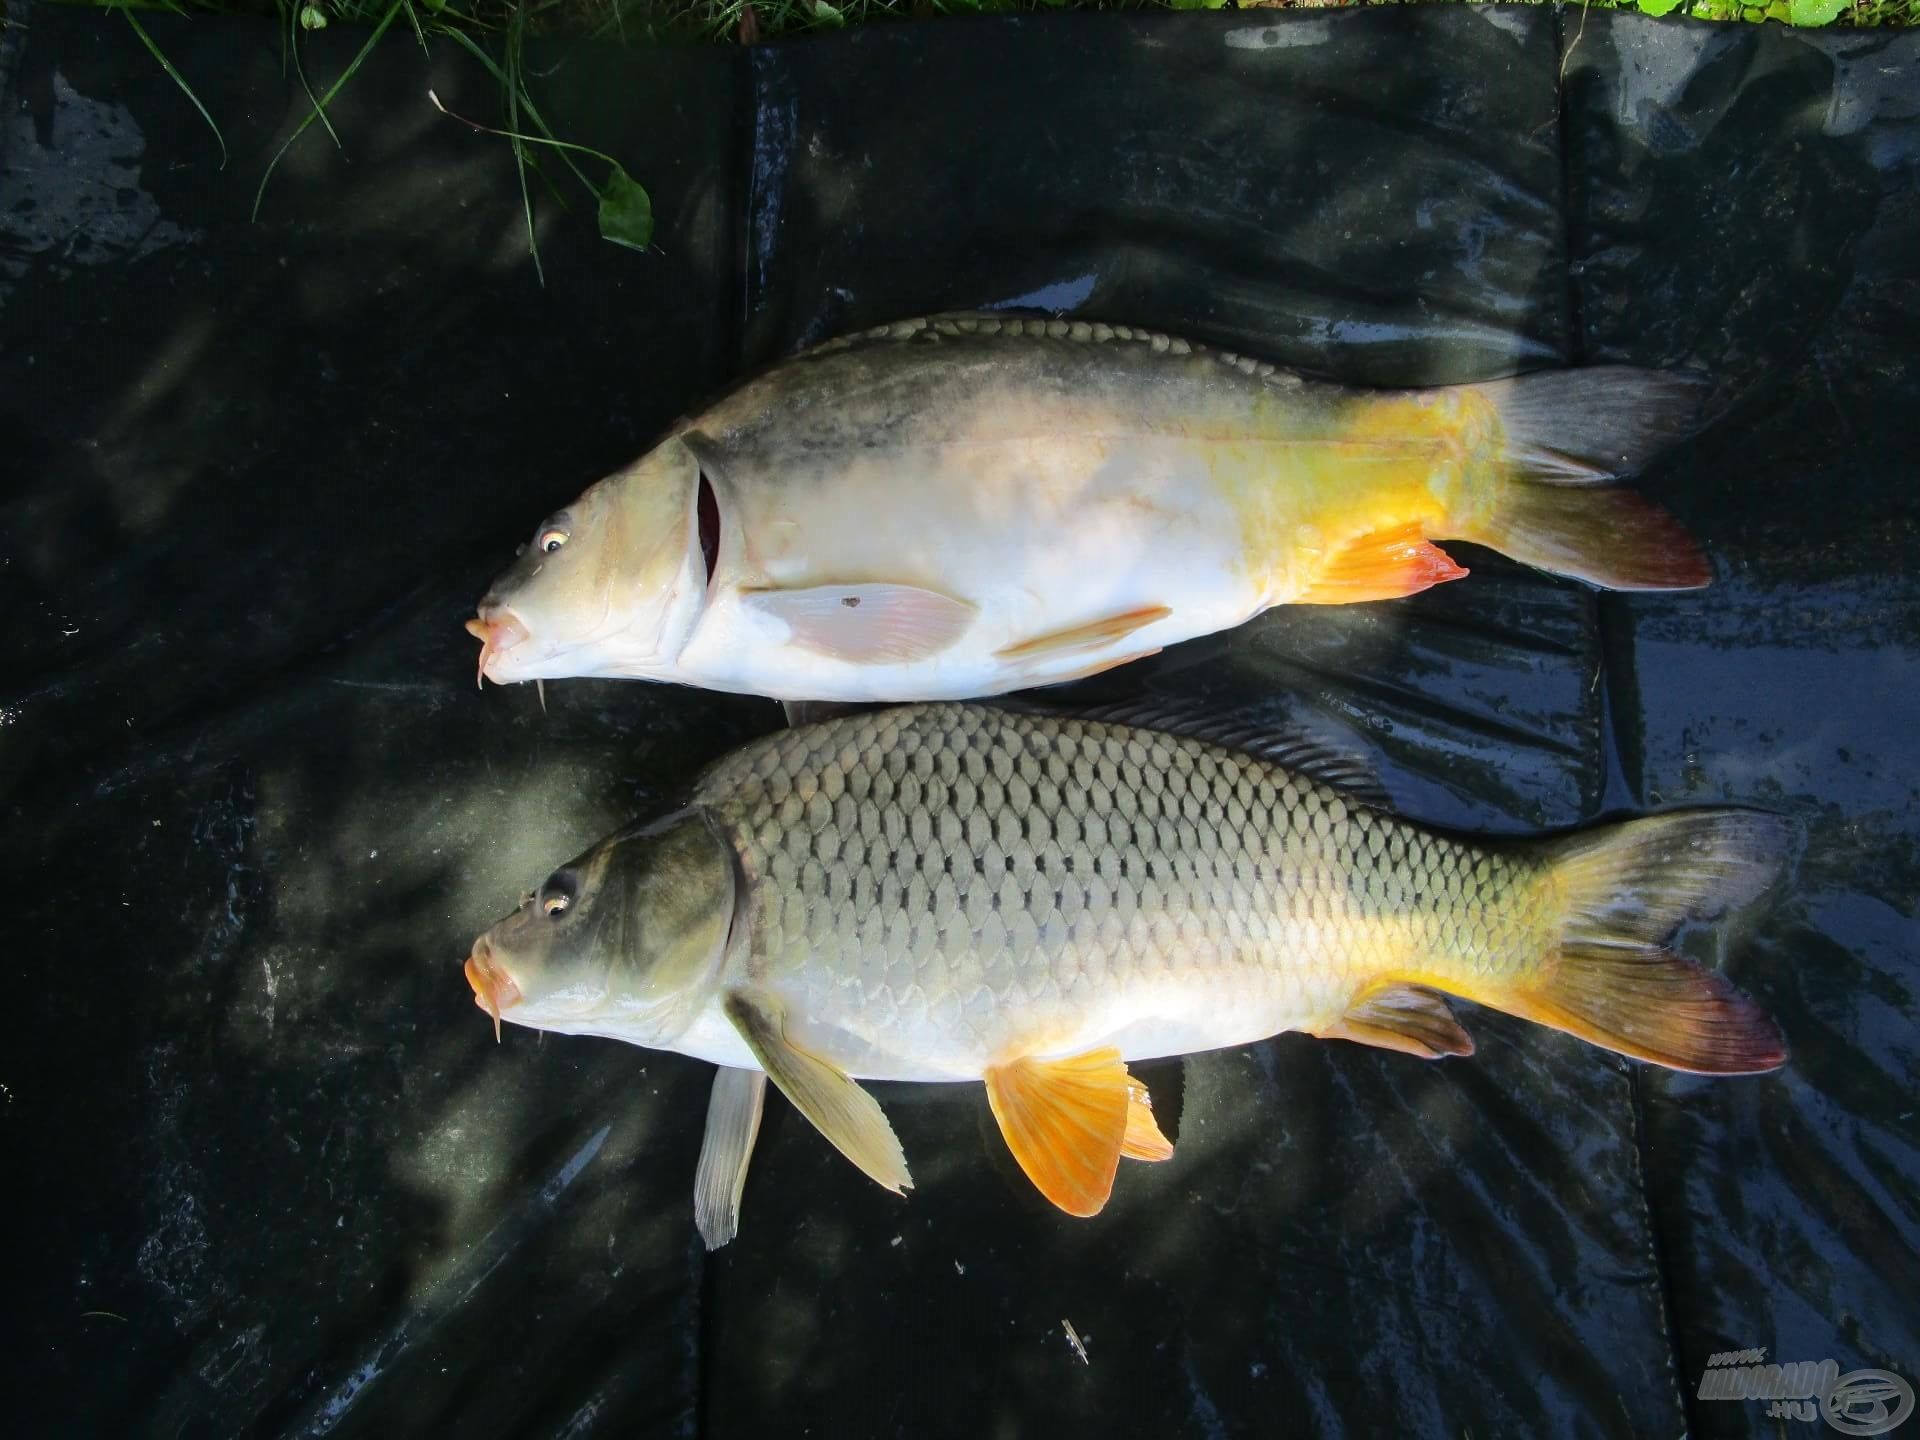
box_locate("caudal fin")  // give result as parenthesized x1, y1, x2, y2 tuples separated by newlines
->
(1459, 367, 1713, 591)
(1502, 810, 1793, 1074)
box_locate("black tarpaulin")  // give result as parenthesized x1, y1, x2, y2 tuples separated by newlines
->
(2, 6, 1915, 1436)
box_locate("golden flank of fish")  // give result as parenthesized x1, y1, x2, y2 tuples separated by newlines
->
(466, 315, 1712, 701)
(462, 705, 1790, 1247)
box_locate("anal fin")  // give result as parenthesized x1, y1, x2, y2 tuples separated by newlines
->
(1121, 1075, 1173, 1162)
(995, 605, 1171, 663)
(1296, 523, 1467, 605)
(985, 1048, 1136, 1216)
(1316, 983, 1476, 1060)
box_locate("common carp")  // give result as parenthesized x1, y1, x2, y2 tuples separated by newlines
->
(467, 314, 1711, 702)
(462, 705, 1788, 1247)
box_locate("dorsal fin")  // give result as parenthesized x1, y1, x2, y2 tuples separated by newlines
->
(793, 313, 1311, 392)
(1016, 698, 1391, 809)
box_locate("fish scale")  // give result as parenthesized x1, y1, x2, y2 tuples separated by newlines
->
(692, 704, 1554, 1081)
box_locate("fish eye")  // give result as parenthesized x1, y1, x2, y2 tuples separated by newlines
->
(538, 868, 578, 918)
(539, 527, 569, 554)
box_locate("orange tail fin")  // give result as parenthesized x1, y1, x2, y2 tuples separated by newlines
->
(1500, 810, 1794, 1074)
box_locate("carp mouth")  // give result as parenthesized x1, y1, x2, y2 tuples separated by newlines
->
(466, 610, 532, 689)
(464, 939, 524, 1043)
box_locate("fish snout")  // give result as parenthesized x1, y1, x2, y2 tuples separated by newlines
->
(464, 939, 524, 1043)
(466, 606, 531, 688)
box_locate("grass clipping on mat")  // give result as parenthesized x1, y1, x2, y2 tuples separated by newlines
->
(67, 0, 659, 280)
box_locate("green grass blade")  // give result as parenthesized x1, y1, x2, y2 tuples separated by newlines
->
(442, 28, 596, 196)
(505, 3, 545, 286)
(440, 30, 545, 282)
(434, 27, 654, 255)
(288, 1, 345, 153)
(119, 7, 228, 170)
(402, 0, 430, 53)
(252, 0, 406, 222)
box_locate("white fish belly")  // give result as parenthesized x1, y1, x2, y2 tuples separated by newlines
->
(749, 910, 1365, 1083)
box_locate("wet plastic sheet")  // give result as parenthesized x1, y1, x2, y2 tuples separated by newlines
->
(1, 7, 1914, 1437)
(1567, 17, 1920, 1434)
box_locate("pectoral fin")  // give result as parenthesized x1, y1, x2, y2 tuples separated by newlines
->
(984, 1048, 1138, 1216)
(743, 583, 976, 665)
(995, 605, 1172, 663)
(1295, 523, 1468, 605)
(722, 990, 912, 1194)
(693, 1067, 767, 1250)
(1315, 983, 1476, 1059)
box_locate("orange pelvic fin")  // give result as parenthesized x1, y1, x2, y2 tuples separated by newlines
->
(1295, 523, 1468, 605)
(1315, 983, 1475, 1060)
(1121, 1075, 1174, 1162)
(984, 1048, 1133, 1216)
(995, 605, 1171, 663)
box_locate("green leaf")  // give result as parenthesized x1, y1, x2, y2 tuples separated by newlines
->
(1788, 0, 1847, 21)
(1636, 0, 1683, 14)
(598, 166, 654, 251)
(811, 0, 845, 25)
(299, 4, 329, 29)
(1169, 0, 1229, 10)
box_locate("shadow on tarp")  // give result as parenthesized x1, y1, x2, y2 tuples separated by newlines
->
(0, 6, 1914, 1437)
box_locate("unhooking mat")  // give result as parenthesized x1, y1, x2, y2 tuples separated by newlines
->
(1, 5, 1916, 1436)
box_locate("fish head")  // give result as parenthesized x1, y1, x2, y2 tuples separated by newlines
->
(469, 435, 714, 686)
(464, 807, 738, 1046)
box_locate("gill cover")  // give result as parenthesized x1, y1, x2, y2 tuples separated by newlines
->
(612, 807, 741, 1037)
